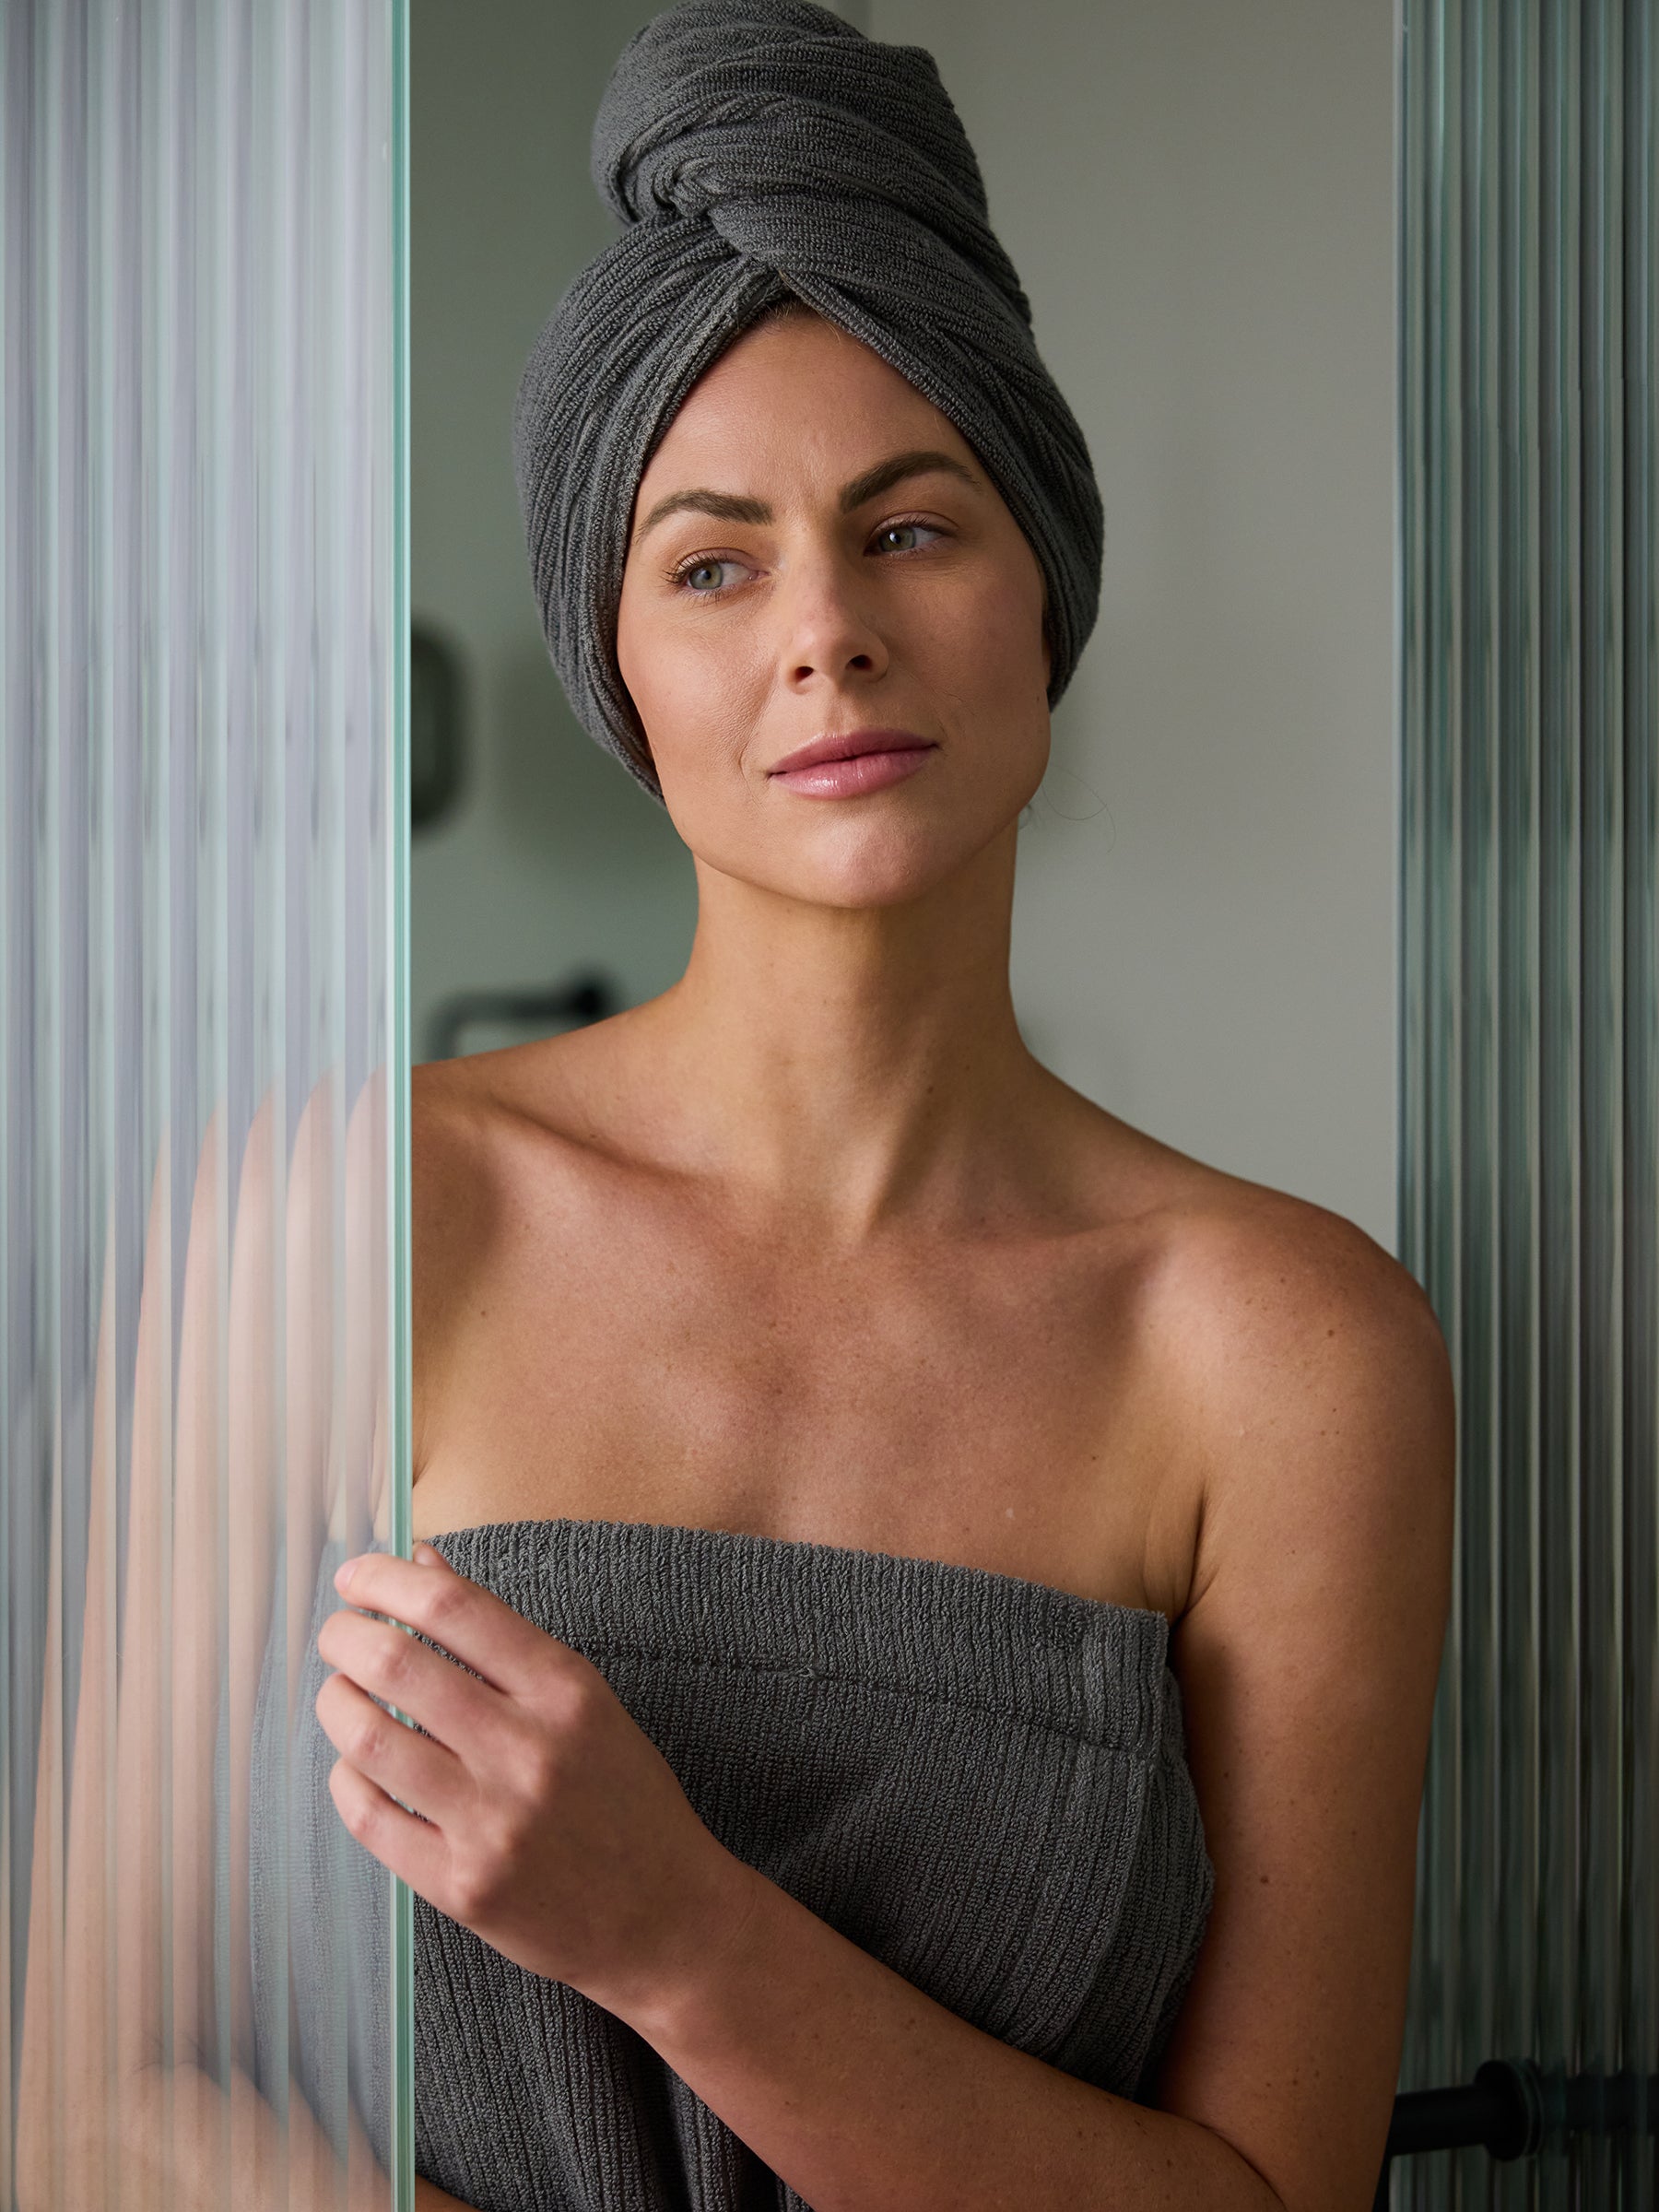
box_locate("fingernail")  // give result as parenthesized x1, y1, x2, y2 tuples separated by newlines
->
(335, 1557, 359, 1590)
(415, 1542, 439, 1566)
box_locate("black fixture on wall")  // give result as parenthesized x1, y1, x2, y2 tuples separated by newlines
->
(412, 619, 465, 830)
(424, 970, 620, 1065)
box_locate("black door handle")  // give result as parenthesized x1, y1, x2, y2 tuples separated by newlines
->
(1372, 2060, 1656, 2206)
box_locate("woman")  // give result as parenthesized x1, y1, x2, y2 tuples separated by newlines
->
(312, 6, 1456, 2210)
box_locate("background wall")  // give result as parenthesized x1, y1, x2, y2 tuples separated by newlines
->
(410, 0, 700, 1055)
(411, 0, 1398, 1247)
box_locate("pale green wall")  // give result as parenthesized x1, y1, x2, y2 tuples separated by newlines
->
(873, 0, 1398, 1245)
(411, 0, 868, 1066)
(411, 0, 1395, 1245)
(410, 0, 697, 1066)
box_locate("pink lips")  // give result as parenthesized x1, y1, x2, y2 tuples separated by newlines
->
(767, 727, 937, 799)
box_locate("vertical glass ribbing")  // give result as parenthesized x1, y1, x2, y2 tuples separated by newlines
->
(1398, 0, 1657, 2205)
(1, 3, 408, 2206)
(389, 0, 415, 2200)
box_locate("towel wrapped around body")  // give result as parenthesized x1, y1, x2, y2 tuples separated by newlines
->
(247, 1517, 1215, 2212)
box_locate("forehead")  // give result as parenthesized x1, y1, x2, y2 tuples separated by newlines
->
(635, 312, 974, 500)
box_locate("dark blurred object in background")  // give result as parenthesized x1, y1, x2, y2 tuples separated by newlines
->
(424, 968, 620, 1063)
(412, 619, 466, 830)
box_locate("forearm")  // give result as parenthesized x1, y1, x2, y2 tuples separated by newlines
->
(617, 1856, 1281, 2212)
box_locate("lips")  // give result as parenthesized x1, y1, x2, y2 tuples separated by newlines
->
(768, 727, 934, 775)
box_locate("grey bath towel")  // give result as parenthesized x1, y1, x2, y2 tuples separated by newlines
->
(251, 1516, 1214, 2212)
(512, 0, 1105, 803)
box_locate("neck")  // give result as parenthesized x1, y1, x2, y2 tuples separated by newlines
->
(622, 823, 1058, 1238)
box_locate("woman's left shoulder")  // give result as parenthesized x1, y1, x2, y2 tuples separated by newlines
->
(1125, 1178, 1454, 2206)
(1126, 1171, 1456, 1619)
(1147, 1174, 1453, 1444)
(1068, 1100, 1446, 1409)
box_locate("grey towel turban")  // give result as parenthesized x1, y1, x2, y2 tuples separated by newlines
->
(512, 0, 1104, 806)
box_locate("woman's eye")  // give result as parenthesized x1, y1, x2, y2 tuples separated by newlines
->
(874, 519, 944, 554)
(675, 557, 741, 594)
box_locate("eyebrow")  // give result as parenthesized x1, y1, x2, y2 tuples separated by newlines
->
(629, 448, 982, 553)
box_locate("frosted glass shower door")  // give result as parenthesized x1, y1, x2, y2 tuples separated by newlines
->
(2, 3, 411, 2207)
(1395, 0, 1656, 2204)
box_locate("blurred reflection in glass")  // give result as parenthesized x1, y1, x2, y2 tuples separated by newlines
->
(3, 1, 408, 2206)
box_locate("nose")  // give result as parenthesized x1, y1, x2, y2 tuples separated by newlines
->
(773, 546, 891, 694)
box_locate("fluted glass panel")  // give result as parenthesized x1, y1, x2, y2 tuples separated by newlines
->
(1, 3, 410, 2207)
(1398, 0, 1656, 2204)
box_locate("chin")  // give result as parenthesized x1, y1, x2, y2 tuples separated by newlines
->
(750, 803, 1017, 911)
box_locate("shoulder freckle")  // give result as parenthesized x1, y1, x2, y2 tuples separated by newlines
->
(1170, 1194, 1444, 1515)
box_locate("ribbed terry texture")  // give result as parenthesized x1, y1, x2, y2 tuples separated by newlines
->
(512, 0, 1105, 803)
(252, 1516, 1214, 2212)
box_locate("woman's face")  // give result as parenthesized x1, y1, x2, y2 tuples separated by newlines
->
(615, 310, 1053, 907)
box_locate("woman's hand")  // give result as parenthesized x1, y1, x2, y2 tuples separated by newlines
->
(313, 1545, 761, 2023)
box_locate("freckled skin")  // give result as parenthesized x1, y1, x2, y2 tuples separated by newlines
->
(410, 299, 1239, 1626)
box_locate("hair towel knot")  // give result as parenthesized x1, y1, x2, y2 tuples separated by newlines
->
(513, 0, 1103, 803)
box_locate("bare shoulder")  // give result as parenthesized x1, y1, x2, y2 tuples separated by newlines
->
(410, 1052, 509, 1269)
(1133, 1175, 1456, 2210)
(408, 1030, 633, 1476)
(1146, 1182, 1456, 1602)
(410, 1028, 610, 1246)
(409, 1053, 516, 1477)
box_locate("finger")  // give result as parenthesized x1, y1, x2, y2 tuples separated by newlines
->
(313, 1668, 459, 1830)
(331, 1546, 584, 1700)
(325, 1738, 453, 1903)
(316, 1601, 503, 1762)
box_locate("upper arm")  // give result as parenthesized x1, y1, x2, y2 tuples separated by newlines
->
(1147, 1206, 1455, 2212)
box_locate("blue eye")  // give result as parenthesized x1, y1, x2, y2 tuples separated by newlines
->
(677, 558, 735, 594)
(667, 522, 942, 601)
(874, 519, 944, 553)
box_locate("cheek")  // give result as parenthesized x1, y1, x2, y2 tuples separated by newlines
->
(617, 596, 760, 772)
(914, 569, 1051, 787)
